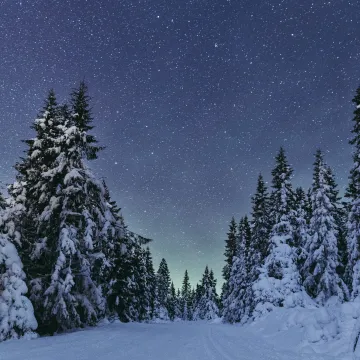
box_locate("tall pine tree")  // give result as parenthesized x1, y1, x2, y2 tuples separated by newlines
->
(181, 270, 192, 320)
(193, 266, 219, 320)
(249, 175, 270, 283)
(294, 187, 309, 277)
(143, 247, 156, 320)
(221, 217, 237, 301)
(155, 258, 171, 320)
(346, 86, 360, 299)
(303, 150, 347, 304)
(11, 84, 123, 334)
(222, 216, 251, 323)
(253, 148, 306, 316)
(168, 282, 180, 320)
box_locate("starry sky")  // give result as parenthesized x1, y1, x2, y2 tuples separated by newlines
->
(1, 0, 359, 289)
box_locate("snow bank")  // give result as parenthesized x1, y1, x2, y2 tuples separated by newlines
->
(246, 298, 360, 358)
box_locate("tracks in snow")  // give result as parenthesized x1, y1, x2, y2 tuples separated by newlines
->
(203, 326, 235, 360)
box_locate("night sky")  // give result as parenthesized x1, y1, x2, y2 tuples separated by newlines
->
(1, 0, 359, 289)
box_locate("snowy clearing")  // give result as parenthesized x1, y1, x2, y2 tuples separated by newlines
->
(0, 319, 345, 360)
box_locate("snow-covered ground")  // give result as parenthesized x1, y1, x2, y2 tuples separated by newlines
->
(0, 314, 350, 360)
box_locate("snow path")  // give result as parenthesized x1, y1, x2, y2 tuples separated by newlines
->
(0, 322, 341, 360)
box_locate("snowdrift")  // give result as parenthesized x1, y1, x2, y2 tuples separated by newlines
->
(246, 297, 360, 359)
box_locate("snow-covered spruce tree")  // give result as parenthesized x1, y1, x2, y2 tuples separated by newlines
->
(154, 258, 171, 320)
(132, 246, 148, 321)
(248, 175, 270, 288)
(193, 266, 219, 320)
(11, 84, 125, 334)
(143, 247, 156, 320)
(324, 167, 350, 289)
(221, 217, 237, 302)
(100, 180, 128, 317)
(42, 84, 109, 331)
(9, 92, 77, 333)
(250, 175, 270, 267)
(108, 228, 153, 322)
(112, 230, 152, 322)
(234, 177, 271, 321)
(168, 282, 180, 320)
(9, 90, 64, 294)
(294, 187, 309, 278)
(303, 150, 347, 304)
(209, 269, 221, 311)
(345, 86, 360, 355)
(222, 217, 249, 323)
(346, 86, 360, 299)
(326, 166, 350, 291)
(193, 283, 202, 311)
(252, 148, 307, 317)
(0, 194, 37, 341)
(181, 270, 192, 320)
(107, 238, 138, 322)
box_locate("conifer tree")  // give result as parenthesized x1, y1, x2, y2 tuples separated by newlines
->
(249, 175, 270, 281)
(143, 247, 156, 320)
(221, 217, 237, 300)
(326, 166, 349, 290)
(322, 167, 349, 288)
(189, 288, 197, 319)
(222, 217, 249, 323)
(195, 283, 202, 308)
(181, 270, 191, 320)
(42, 84, 108, 331)
(99, 180, 128, 317)
(253, 148, 306, 316)
(9, 92, 75, 333)
(107, 236, 139, 322)
(168, 282, 180, 320)
(133, 246, 148, 321)
(294, 187, 309, 276)
(346, 86, 360, 299)
(209, 270, 219, 304)
(10, 85, 122, 334)
(303, 150, 347, 304)
(193, 266, 219, 320)
(155, 258, 171, 320)
(9, 91, 65, 315)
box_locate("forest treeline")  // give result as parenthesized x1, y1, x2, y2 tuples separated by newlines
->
(0, 83, 360, 341)
(0, 82, 220, 341)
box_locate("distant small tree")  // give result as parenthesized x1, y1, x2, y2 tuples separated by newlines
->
(154, 258, 171, 320)
(193, 266, 219, 320)
(181, 270, 192, 320)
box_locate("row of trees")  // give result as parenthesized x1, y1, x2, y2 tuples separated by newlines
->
(0, 83, 222, 342)
(0, 83, 147, 339)
(155, 261, 220, 321)
(221, 86, 360, 323)
(2, 82, 359, 341)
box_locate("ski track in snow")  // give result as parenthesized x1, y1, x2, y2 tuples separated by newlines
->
(0, 321, 345, 360)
